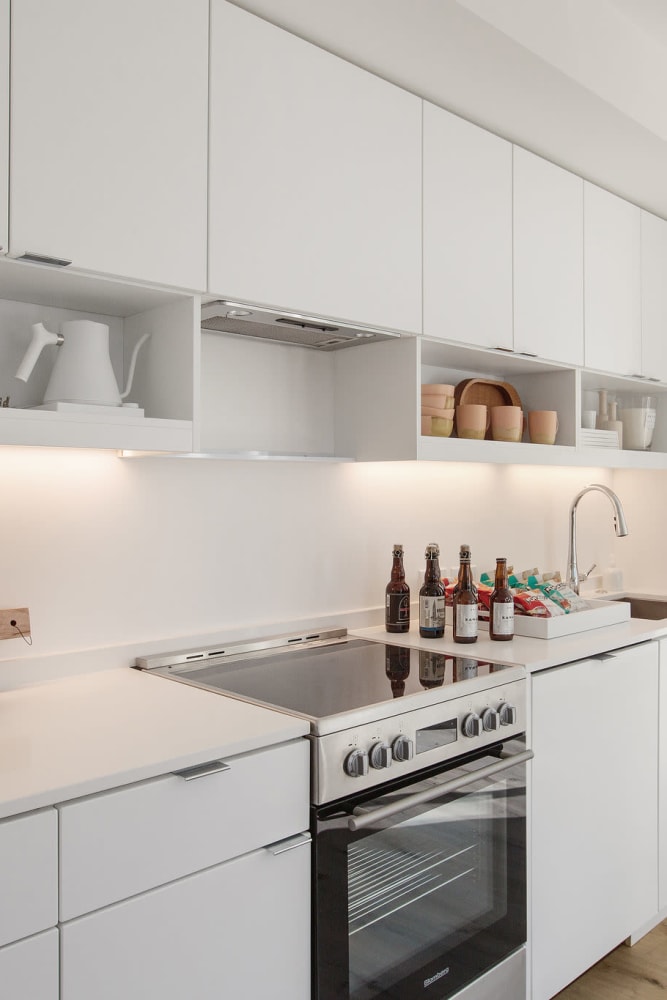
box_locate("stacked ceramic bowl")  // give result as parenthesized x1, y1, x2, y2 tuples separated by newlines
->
(421, 384, 455, 437)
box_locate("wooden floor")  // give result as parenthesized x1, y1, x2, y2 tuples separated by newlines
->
(556, 921, 667, 999)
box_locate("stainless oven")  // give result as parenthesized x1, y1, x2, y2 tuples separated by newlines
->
(136, 630, 530, 1000)
(313, 737, 528, 1000)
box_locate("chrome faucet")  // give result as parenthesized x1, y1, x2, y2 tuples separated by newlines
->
(567, 484, 628, 594)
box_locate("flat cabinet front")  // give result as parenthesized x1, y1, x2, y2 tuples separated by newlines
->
(0, 0, 7, 253)
(10, 0, 208, 290)
(208, 0, 422, 335)
(660, 639, 667, 912)
(0, 807, 58, 947)
(584, 181, 641, 377)
(60, 841, 310, 1000)
(513, 146, 584, 366)
(641, 210, 667, 384)
(423, 101, 512, 350)
(0, 929, 59, 1000)
(531, 643, 659, 1000)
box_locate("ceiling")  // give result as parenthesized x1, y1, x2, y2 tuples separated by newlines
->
(231, 0, 667, 220)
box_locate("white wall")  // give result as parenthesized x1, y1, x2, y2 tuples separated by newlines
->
(0, 447, 623, 682)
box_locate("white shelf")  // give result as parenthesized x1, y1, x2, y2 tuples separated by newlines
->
(0, 408, 193, 452)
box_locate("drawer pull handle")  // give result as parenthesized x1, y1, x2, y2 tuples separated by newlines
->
(174, 760, 231, 781)
(266, 832, 312, 856)
(16, 251, 73, 267)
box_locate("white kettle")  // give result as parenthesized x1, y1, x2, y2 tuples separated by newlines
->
(15, 320, 149, 408)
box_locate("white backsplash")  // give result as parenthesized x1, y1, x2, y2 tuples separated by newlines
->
(0, 447, 631, 682)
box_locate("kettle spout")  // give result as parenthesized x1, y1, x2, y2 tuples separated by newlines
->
(15, 323, 64, 383)
(120, 332, 151, 400)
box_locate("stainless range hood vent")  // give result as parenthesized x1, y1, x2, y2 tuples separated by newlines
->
(201, 300, 401, 351)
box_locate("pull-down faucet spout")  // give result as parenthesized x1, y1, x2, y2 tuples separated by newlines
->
(567, 485, 628, 595)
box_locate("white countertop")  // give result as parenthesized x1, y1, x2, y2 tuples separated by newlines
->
(0, 667, 308, 821)
(350, 618, 667, 671)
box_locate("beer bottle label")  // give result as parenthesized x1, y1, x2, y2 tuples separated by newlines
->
(419, 595, 445, 628)
(492, 603, 514, 635)
(456, 604, 478, 638)
(387, 593, 410, 623)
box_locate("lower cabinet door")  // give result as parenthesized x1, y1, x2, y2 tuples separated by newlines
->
(0, 928, 59, 1000)
(531, 645, 659, 1000)
(60, 837, 310, 1000)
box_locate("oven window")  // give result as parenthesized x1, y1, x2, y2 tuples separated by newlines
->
(313, 753, 526, 1000)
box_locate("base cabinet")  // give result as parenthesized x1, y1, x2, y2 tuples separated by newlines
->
(660, 640, 667, 912)
(60, 840, 310, 1000)
(0, 929, 58, 1000)
(531, 643, 659, 1000)
(58, 738, 311, 999)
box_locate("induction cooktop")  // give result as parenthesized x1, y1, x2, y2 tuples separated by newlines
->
(135, 629, 515, 731)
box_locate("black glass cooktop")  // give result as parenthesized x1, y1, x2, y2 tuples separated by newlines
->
(171, 638, 509, 721)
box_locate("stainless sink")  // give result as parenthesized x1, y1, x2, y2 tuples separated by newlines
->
(613, 596, 667, 620)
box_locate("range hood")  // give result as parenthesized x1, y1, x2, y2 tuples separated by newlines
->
(201, 300, 402, 351)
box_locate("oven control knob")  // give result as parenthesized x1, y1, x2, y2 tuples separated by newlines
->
(462, 712, 482, 738)
(498, 702, 517, 726)
(369, 741, 393, 770)
(344, 748, 369, 778)
(392, 735, 414, 762)
(481, 707, 499, 732)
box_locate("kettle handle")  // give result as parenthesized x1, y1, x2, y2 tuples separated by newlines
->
(15, 323, 64, 383)
(120, 332, 151, 400)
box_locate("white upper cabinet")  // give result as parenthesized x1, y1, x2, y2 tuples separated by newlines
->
(0, 0, 7, 254)
(9, 0, 208, 291)
(641, 209, 667, 383)
(423, 102, 512, 350)
(513, 147, 584, 366)
(584, 182, 641, 376)
(208, 1, 422, 334)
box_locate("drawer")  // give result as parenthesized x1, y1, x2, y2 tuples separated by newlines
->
(0, 808, 58, 946)
(61, 836, 310, 1000)
(0, 929, 59, 1000)
(59, 737, 309, 919)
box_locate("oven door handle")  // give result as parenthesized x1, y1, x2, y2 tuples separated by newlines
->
(347, 748, 534, 832)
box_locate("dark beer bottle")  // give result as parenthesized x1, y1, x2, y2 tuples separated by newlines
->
(385, 644, 411, 697)
(419, 543, 445, 639)
(452, 544, 471, 600)
(453, 547, 478, 644)
(385, 544, 410, 633)
(489, 557, 514, 641)
(419, 649, 446, 689)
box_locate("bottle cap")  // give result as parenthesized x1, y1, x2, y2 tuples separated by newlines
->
(425, 543, 440, 557)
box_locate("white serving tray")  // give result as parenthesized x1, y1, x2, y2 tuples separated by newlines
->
(448, 598, 630, 639)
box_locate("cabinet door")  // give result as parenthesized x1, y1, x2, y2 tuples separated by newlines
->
(423, 101, 512, 349)
(0, 807, 58, 947)
(513, 147, 584, 366)
(0, 0, 7, 253)
(208, 1, 421, 334)
(584, 182, 641, 375)
(0, 929, 59, 1000)
(531, 644, 659, 1000)
(641, 210, 667, 383)
(61, 839, 311, 1000)
(660, 639, 667, 911)
(10, 0, 208, 290)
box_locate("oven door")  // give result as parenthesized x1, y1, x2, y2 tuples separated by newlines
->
(312, 738, 530, 1000)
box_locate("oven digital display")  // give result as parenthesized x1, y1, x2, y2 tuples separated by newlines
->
(416, 717, 458, 754)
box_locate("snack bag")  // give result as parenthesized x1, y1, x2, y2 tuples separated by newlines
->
(513, 590, 556, 617)
(537, 581, 589, 614)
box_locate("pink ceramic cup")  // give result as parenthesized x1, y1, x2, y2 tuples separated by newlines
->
(456, 403, 489, 440)
(490, 405, 524, 443)
(528, 410, 559, 445)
